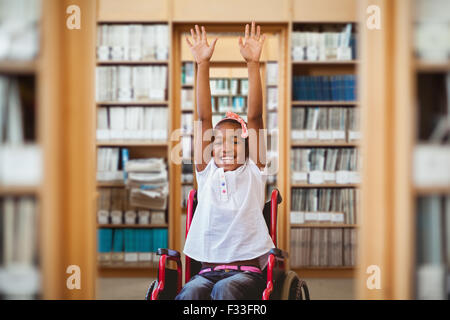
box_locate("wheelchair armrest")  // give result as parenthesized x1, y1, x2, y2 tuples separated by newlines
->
(157, 248, 181, 259)
(269, 248, 288, 260)
(153, 249, 183, 299)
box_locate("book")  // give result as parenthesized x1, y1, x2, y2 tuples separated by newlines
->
(97, 23, 168, 61)
(291, 188, 358, 225)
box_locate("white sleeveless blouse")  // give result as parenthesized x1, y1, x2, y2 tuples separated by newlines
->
(183, 158, 275, 269)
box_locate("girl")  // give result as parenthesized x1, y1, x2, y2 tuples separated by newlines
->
(176, 22, 274, 300)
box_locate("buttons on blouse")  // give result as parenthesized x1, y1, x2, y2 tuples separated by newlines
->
(219, 170, 228, 201)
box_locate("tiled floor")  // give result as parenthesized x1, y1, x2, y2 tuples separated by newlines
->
(96, 277, 355, 300)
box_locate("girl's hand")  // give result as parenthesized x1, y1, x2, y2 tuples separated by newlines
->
(238, 21, 266, 63)
(186, 25, 218, 65)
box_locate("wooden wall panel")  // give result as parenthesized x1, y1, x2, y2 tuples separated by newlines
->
(293, 0, 357, 22)
(172, 0, 290, 22)
(97, 0, 169, 22)
(181, 33, 279, 62)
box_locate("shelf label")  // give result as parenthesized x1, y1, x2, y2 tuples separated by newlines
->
(290, 211, 305, 224)
(110, 210, 123, 224)
(124, 252, 138, 262)
(349, 171, 361, 184)
(292, 171, 307, 182)
(336, 170, 350, 184)
(324, 172, 336, 182)
(138, 253, 152, 262)
(318, 130, 333, 140)
(291, 130, 306, 140)
(331, 212, 345, 223)
(332, 130, 346, 140)
(97, 210, 109, 225)
(318, 212, 332, 222)
(305, 130, 318, 140)
(309, 171, 324, 184)
(304, 212, 318, 222)
(349, 131, 361, 141)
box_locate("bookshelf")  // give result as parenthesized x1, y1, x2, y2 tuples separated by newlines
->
(95, 17, 173, 277)
(0, 1, 42, 299)
(93, 0, 362, 285)
(287, 21, 360, 278)
(357, 0, 449, 300)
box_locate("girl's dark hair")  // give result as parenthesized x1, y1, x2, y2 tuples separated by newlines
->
(213, 119, 249, 159)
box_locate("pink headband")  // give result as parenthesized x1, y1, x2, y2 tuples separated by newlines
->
(215, 111, 249, 138)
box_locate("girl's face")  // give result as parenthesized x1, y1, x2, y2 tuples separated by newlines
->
(212, 121, 247, 172)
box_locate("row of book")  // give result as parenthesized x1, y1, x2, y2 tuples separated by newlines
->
(291, 188, 359, 224)
(0, 0, 40, 61)
(290, 227, 356, 268)
(414, 0, 449, 62)
(96, 106, 168, 141)
(97, 188, 166, 225)
(416, 195, 450, 300)
(125, 158, 169, 210)
(210, 78, 249, 96)
(0, 196, 40, 299)
(96, 24, 169, 61)
(292, 75, 356, 101)
(181, 62, 195, 85)
(291, 148, 360, 184)
(267, 112, 278, 132)
(291, 107, 360, 141)
(97, 147, 125, 182)
(181, 135, 193, 161)
(182, 162, 194, 183)
(0, 76, 42, 187)
(267, 87, 278, 111)
(211, 96, 247, 114)
(266, 62, 278, 86)
(291, 24, 356, 61)
(97, 228, 168, 265)
(96, 66, 168, 102)
(181, 88, 194, 110)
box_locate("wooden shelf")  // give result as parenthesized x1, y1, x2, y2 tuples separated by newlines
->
(292, 101, 359, 106)
(96, 60, 168, 65)
(291, 223, 358, 228)
(292, 267, 355, 278)
(98, 224, 168, 228)
(292, 60, 359, 65)
(293, 265, 355, 270)
(291, 141, 359, 147)
(96, 140, 168, 147)
(96, 101, 168, 105)
(97, 182, 125, 188)
(415, 60, 450, 73)
(413, 185, 450, 196)
(98, 262, 157, 269)
(291, 183, 359, 188)
(0, 60, 38, 74)
(0, 185, 40, 196)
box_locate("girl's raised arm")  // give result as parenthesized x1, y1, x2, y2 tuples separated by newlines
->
(186, 25, 218, 172)
(238, 21, 266, 169)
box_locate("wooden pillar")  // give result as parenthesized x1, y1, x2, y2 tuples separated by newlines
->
(40, 0, 97, 299)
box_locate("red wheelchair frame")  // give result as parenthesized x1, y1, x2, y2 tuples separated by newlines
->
(148, 188, 307, 300)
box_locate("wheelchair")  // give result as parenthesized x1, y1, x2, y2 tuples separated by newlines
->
(145, 188, 310, 300)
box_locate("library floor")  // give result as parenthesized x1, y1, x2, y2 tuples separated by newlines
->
(96, 277, 355, 300)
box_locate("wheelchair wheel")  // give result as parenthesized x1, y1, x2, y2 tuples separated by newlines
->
(145, 280, 157, 300)
(280, 271, 309, 300)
